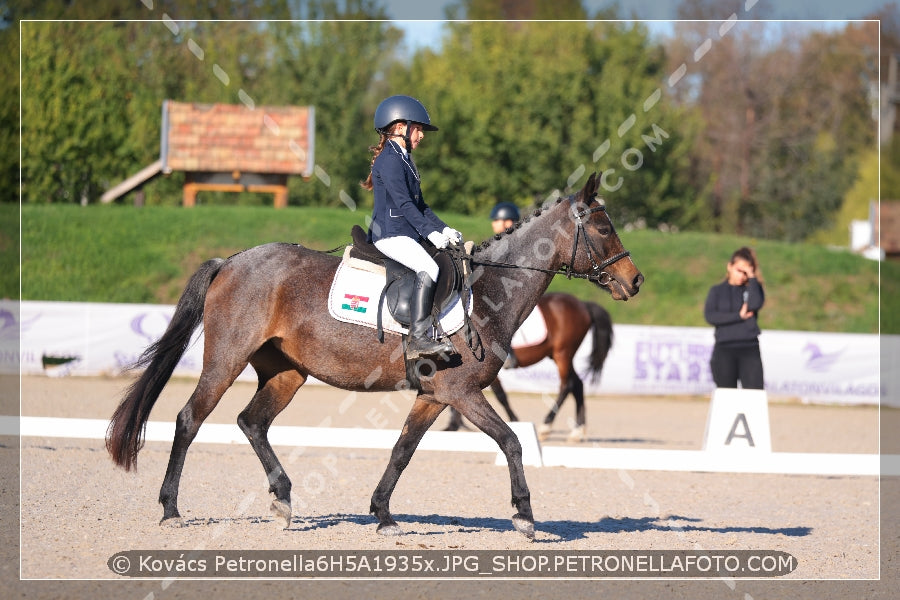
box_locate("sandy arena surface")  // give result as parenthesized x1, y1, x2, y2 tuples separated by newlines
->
(4, 374, 899, 599)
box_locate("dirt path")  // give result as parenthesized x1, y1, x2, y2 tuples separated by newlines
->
(7, 375, 896, 599)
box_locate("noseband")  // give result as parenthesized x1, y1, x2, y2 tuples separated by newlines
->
(564, 197, 631, 286)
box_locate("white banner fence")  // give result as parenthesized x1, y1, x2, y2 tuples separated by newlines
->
(3, 300, 892, 407)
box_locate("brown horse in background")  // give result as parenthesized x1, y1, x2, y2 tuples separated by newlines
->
(106, 173, 642, 540)
(444, 292, 612, 442)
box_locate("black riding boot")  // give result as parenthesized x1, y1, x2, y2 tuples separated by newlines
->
(406, 271, 456, 360)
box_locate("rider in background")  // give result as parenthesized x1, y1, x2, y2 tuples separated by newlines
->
(491, 201, 520, 234)
(360, 95, 462, 360)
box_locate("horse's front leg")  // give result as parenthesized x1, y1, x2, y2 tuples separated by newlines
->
(370, 393, 446, 535)
(455, 390, 535, 540)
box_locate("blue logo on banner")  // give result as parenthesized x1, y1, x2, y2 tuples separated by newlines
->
(802, 342, 844, 372)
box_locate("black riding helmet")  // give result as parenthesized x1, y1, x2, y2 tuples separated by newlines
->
(374, 95, 437, 154)
(490, 202, 520, 222)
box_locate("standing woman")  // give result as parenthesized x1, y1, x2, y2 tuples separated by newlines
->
(360, 95, 462, 360)
(703, 247, 766, 389)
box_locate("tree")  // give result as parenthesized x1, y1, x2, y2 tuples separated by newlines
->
(447, 0, 586, 20)
(400, 19, 697, 228)
(746, 23, 877, 240)
(808, 148, 878, 246)
(884, 137, 900, 200)
(6, 0, 296, 204)
(264, 6, 403, 208)
(0, 16, 18, 203)
(15, 1, 397, 207)
(20, 22, 137, 203)
(666, 12, 877, 239)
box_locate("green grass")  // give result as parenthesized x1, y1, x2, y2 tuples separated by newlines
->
(547, 230, 891, 334)
(12, 203, 897, 333)
(0, 204, 18, 300)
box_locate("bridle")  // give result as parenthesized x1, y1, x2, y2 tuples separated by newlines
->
(567, 197, 631, 286)
(450, 195, 631, 288)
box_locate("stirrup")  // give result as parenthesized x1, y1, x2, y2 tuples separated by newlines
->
(407, 336, 456, 359)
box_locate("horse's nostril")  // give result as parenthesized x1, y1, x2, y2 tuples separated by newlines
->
(633, 273, 644, 289)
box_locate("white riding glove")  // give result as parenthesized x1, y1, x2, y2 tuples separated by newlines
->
(442, 226, 463, 245)
(427, 230, 451, 249)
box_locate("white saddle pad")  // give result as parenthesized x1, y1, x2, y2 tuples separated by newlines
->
(327, 256, 471, 338)
(511, 305, 548, 349)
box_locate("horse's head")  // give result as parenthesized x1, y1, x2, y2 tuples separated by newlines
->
(563, 173, 643, 301)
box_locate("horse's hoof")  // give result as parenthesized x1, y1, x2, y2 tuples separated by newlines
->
(376, 523, 404, 536)
(537, 423, 552, 442)
(512, 513, 535, 540)
(567, 425, 585, 443)
(271, 499, 292, 529)
(159, 516, 185, 528)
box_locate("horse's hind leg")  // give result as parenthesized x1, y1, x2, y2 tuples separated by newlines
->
(567, 372, 586, 442)
(158, 364, 242, 524)
(237, 347, 305, 529)
(537, 376, 573, 441)
(490, 378, 519, 421)
(538, 353, 582, 441)
(443, 407, 464, 431)
(370, 394, 446, 536)
(444, 380, 518, 431)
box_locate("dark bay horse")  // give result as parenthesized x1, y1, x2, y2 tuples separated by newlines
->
(106, 173, 643, 540)
(444, 292, 612, 442)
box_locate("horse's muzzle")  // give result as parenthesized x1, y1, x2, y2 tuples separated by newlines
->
(606, 271, 643, 301)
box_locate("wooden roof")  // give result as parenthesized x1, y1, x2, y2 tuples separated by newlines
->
(161, 100, 315, 176)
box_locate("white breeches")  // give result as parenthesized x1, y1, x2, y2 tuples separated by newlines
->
(374, 236, 439, 283)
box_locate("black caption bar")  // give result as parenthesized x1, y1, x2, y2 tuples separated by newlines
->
(108, 550, 797, 578)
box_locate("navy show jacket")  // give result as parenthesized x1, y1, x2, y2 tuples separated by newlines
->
(367, 140, 447, 243)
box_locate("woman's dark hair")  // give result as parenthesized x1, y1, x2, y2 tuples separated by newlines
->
(729, 246, 763, 283)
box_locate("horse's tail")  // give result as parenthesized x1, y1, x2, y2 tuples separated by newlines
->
(584, 301, 613, 384)
(106, 258, 225, 471)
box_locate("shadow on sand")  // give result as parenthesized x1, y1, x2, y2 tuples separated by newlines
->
(180, 512, 811, 543)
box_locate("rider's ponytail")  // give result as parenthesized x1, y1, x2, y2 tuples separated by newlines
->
(360, 134, 389, 191)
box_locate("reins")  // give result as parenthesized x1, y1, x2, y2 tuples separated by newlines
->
(318, 243, 348, 255)
(445, 196, 631, 288)
(319, 195, 630, 288)
(313, 192, 631, 361)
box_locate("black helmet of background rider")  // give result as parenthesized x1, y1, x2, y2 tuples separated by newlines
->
(490, 202, 521, 222)
(490, 202, 521, 234)
(373, 95, 438, 154)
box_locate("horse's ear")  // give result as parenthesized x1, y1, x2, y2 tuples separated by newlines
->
(585, 172, 599, 198)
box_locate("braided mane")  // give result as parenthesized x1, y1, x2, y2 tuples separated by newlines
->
(474, 195, 569, 253)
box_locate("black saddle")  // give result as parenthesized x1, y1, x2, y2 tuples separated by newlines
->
(349, 225, 462, 341)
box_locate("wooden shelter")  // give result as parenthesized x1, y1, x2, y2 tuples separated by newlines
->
(101, 100, 315, 207)
(877, 201, 900, 259)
